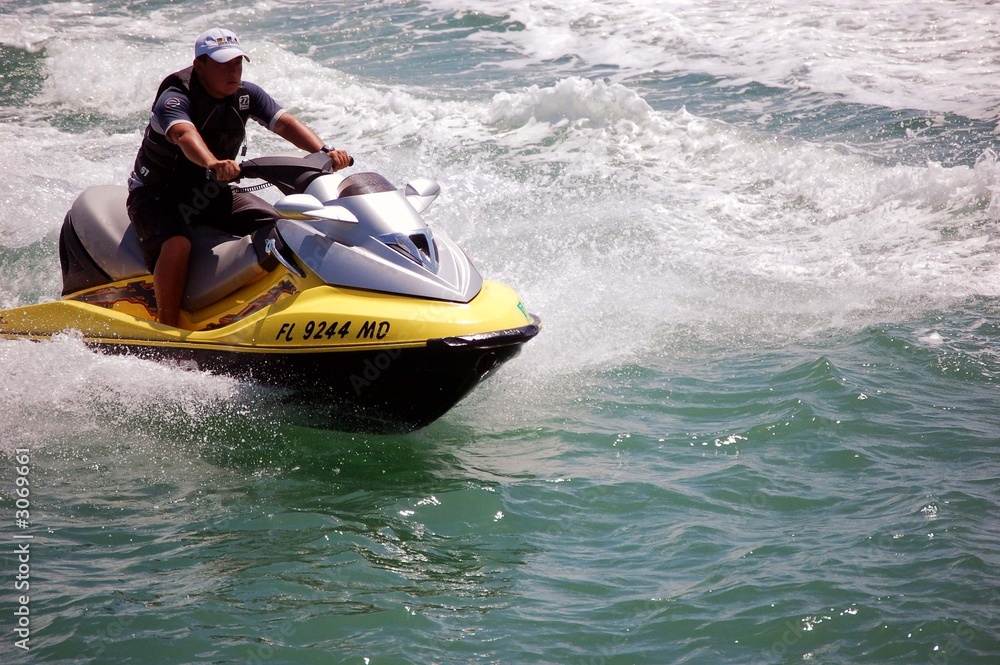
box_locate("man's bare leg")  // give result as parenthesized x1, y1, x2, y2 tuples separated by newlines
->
(153, 235, 191, 327)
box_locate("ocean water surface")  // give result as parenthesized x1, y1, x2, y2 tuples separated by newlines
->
(2, 1, 1000, 663)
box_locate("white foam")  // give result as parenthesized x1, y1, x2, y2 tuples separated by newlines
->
(34, 39, 185, 117)
(0, 333, 249, 453)
(0, 123, 136, 250)
(422, 0, 1000, 119)
(430, 76, 1000, 369)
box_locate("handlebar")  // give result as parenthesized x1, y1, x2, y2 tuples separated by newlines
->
(234, 151, 355, 195)
(209, 151, 354, 189)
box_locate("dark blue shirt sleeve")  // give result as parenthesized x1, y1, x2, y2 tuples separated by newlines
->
(150, 87, 194, 136)
(242, 81, 285, 129)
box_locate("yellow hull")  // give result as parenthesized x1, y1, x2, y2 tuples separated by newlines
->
(0, 270, 540, 432)
(0, 269, 531, 350)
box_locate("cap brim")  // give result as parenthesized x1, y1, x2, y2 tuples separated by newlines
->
(209, 48, 250, 63)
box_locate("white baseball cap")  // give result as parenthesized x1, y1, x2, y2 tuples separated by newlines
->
(194, 28, 250, 63)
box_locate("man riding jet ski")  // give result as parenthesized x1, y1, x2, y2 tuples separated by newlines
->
(0, 31, 540, 433)
(128, 27, 352, 327)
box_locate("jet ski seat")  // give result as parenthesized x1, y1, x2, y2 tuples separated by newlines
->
(59, 185, 278, 312)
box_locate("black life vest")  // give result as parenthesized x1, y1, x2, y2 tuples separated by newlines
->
(132, 66, 251, 192)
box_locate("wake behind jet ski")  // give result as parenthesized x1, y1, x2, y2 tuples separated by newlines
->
(0, 152, 540, 433)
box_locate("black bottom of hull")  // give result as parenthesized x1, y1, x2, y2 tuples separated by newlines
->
(91, 319, 539, 433)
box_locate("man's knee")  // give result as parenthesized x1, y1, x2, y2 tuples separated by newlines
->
(160, 235, 192, 260)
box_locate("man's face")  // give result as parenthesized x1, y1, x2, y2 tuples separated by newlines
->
(194, 56, 243, 99)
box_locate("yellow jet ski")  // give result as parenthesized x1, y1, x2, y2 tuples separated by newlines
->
(0, 153, 540, 432)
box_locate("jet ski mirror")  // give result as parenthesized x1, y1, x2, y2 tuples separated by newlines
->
(274, 194, 325, 220)
(404, 178, 440, 214)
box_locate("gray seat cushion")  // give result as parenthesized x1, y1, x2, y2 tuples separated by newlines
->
(70, 185, 148, 281)
(70, 185, 270, 312)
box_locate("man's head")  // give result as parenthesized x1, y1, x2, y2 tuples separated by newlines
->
(194, 28, 249, 63)
(193, 29, 248, 99)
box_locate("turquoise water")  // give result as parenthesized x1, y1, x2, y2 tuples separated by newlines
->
(2, 1, 1000, 663)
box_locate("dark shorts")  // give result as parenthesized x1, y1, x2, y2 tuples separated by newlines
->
(126, 181, 278, 271)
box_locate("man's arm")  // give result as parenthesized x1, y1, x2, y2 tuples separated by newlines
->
(271, 113, 352, 171)
(166, 123, 242, 181)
